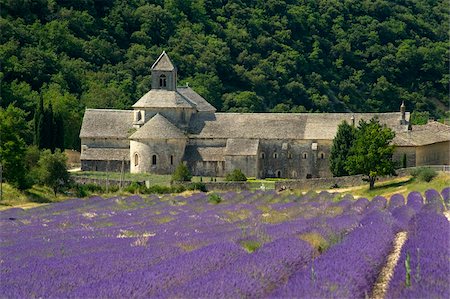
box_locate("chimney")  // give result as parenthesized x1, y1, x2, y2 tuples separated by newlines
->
(400, 101, 406, 125)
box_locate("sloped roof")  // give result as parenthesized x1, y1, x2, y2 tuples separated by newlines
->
(80, 109, 134, 139)
(81, 148, 130, 161)
(224, 139, 259, 156)
(189, 112, 408, 140)
(177, 86, 216, 112)
(151, 51, 175, 71)
(184, 146, 225, 161)
(394, 121, 450, 146)
(129, 113, 186, 140)
(132, 89, 195, 109)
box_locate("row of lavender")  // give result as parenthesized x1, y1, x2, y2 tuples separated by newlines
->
(386, 189, 450, 299)
(1, 188, 449, 298)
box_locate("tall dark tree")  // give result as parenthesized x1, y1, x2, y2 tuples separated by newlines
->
(54, 113, 65, 150)
(42, 102, 56, 152)
(345, 118, 396, 189)
(34, 97, 45, 149)
(329, 121, 356, 177)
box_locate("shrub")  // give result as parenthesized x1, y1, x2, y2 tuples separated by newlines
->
(187, 182, 207, 192)
(225, 169, 247, 181)
(172, 163, 192, 182)
(411, 167, 437, 182)
(208, 193, 222, 204)
(84, 183, 104, 192)
(124, 182, 140, 193)
(74, 185, 88, 198)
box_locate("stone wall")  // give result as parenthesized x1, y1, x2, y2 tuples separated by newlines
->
(81, 160, 130, 172)
(130, 139, 186, 174)
(202, 182, 250, 192)
(258, 139, 332, 179)
(274, 168, 412, 191)
(72, 176, 143, 187)
(416, 141, 449, 166)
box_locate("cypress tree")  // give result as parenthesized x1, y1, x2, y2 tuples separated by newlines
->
(47, 102, 56, 152)
(330, 121, 356, 177)
(34, 97, 44, 148)
(54, 113, 65, 150)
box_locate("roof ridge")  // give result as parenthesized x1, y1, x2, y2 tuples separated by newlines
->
(129, 113, 186, 140)
(151, 51, 175, 71)
(85, 108, 133, 112)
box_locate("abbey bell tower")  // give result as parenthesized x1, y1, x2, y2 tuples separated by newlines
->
(151, 51, 177, 91)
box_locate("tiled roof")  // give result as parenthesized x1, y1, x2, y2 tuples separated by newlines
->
(224, 139, 260, 156)
(394, 121, 450, 146)
(184, 146, 225, 161)
(81, 148, 129, 161)
(189, 112, 409, 140)
(151, 51, 175, 71)
(79, 109, 134, 139)
(129, 113, 186, 140)
(177, 86, 216, 112)
(132, 89, 195, 109)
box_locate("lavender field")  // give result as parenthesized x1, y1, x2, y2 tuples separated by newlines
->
(1, 189, 449, 298)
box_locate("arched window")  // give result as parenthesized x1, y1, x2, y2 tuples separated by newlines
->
(276, 170, 282, 178)
(170, 155, 174, 165)
(319, 152, 325, 159)
(260, 152, 265, 159)
(152, 155, 157, 165)
(288, 152, 292, 159)
(134, 153, 139, 166)
(302, 152, 308, 159)
(273, 152, 278, 159)
(159, 74, 167, 87)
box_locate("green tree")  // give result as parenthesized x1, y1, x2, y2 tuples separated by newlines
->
(172, 163, 192, 182)
(0, 105, 32, 190)
(329, 121, 356, 177)
(37, 149, 70, 196)
(225, 169, 247, 181)
(33, 96, 45, 148)
(345, 118, 396, 189)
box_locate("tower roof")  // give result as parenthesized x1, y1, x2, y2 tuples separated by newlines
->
(129, 113, 186, 140)
(132, 89, 195, 109)
(151, 51, 175, 71)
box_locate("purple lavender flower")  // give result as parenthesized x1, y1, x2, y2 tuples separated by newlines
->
(386, 210, 450, 299)
(441, 187, 450, 209)
(388, 194, 405, 211)
(273, 210, 396, 298)
(406, 191, 423, 212)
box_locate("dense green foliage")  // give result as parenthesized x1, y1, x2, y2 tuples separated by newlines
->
(0, 105, 31, 189)
(225, 169, 247, 181)
(172, 163, 192, 182)
(36, 149, 71, 196)
(345, 118, 396, 189)
(1, 0, 448, 150)
(330, 120, 356, 177)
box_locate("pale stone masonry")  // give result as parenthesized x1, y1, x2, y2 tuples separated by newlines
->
(79, 52, 450, 178)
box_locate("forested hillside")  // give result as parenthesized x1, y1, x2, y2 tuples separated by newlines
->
(1, 0, 448, 149)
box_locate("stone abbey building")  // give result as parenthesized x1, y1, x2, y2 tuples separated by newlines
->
(80, 52, 450, 178)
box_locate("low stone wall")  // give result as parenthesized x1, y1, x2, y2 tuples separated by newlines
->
(72, 176, 144, 187)
(202, 182, 250, 192)
(275, 168, 412, 191)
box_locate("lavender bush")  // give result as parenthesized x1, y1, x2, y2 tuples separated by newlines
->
(1, 190, 448, 298)
(386, 209, 450, 299)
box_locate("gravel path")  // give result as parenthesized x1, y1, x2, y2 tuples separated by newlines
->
(370, 231, 408, 299)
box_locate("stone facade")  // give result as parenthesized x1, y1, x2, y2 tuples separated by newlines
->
(79, 52, 450, 178)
